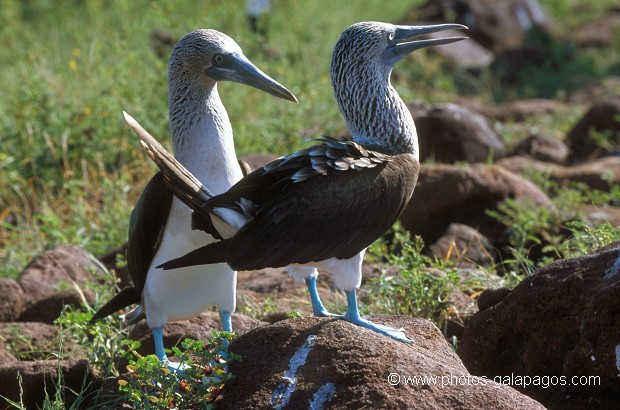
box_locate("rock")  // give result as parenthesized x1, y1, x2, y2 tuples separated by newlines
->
(408, 0, 551, 54)
(128, 312, 266, 357)
(571, 7, 620, 47)
(423, 29, 494, 69)
(580, 205, 620, 227)
(509, 134, 569, 164)
(0, 346, 16, 363)
(469, 98, 566, 122)
(459, 243, 620, 409)
(17, 245, 103, 308)
(498, 156, 620, 191)
(0, 278, 24, 321)
(217, 316, 545, 409)
(427, 223, 496, 268)
(0, 359, 91, 409)
(476, 287, 513, 311)
(566, 98, 620, 163)
(413, 103, 506, 164)
(18, 290, 89, 323)
(400, 163, 553, 246)
(0, 322, 78, 360)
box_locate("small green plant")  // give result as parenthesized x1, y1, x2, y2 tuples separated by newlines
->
(55, 307, 128, 376)
(119, 332, 239, 409)
(366, 235, 461, 329)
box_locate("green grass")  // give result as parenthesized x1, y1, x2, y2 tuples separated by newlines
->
(2, 2, 620, 404)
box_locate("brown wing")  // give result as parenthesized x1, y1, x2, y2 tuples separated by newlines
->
(225, 152, 419, 270)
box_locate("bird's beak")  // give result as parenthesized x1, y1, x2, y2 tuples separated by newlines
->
(382, 23, 468, 66)
(206, 52, 298, 103)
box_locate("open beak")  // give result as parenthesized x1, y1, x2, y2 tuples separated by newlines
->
(205, 52, 298, 103)
(382, 23, 469, 66)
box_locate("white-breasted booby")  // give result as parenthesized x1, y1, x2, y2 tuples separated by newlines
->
(123, 22, 467, 342)
(90, 29, 296, 367)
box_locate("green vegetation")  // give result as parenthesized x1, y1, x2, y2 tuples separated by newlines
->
(120, 335, 238, 409)
(1, 0, 620, 406)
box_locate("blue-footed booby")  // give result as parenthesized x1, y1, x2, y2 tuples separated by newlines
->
(90, 29, 296, 367)
(123, 22, 467, 342)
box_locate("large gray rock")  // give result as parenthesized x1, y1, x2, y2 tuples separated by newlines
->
(498, 156, 620, 192)
(460, 243, 620, 409)
(566, 98, 620, 163)
(17, 245, 104, 322)
(413, 102, 506, 164)
(218, 316, 545, 409)
(400, 163, 553, 246)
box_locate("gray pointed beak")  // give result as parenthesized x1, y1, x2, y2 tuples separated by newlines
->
(382, 23, 468, 66)
(206, 52, 298, 103)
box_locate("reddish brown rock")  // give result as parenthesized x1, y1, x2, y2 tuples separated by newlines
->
(413, 103, 506, 164)
(509, 134, 569, 164)
(0, 322, 79, 360)
(471, 98, 566, 122)
(580, 205, 620, 227)
(0, 278, 24, 321)
(18, 290, 90, 324)
(427, 223, 496, 268)
(460, 243, 620, 409)
(408, 0, 551, 54)
(400, 163, 553, 246)
(566, 98, 620, 163)
(0, 346, 16, 363)
(17, 245, 103, 308)
(217, 316, 544, 409)
(571, 7, 620, 47)
(498, 156, 620, 191)
(0, 359, 92, 409)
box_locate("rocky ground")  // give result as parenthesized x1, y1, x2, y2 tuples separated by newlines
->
(2, 0, 620, 409)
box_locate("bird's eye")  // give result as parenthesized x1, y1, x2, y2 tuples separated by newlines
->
(388, 32, 395, 41)
(213, 54, 224, 65)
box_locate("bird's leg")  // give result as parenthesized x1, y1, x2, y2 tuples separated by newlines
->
(152, 326, 188, 372)
(306, 276, 336, 317)
(218, 310, 233, 360)
(342, 289, 412, 343)
(219, 310, 233, 333)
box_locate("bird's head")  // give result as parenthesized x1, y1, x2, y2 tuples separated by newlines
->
(169, 29, 297, 102)
(330, 22, 467, 153)
(332, 21, 468, 74)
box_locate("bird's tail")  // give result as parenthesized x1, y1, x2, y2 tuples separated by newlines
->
(90, 286, 140, 323)
(123, 111, 214, 220)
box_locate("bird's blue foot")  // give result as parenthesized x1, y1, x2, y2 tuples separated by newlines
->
(306, 276, 337, 317)
(152, 326, 189, 373)
(219, 310, 233, 333)
(342, 290, 412, 343)
(218, 310, 233, 360)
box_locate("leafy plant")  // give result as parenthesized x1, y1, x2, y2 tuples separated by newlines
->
(366, 235, 462, 329)
(119, 333, 239, 409)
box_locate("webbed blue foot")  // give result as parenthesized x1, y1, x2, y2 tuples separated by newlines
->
(341, 290, 412, 343)
(306, 276, 337, 317)
(152, 326, 189, 373)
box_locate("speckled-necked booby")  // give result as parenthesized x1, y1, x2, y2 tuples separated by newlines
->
(90, 29, 296, 367)
(124, 22, 467, 342)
